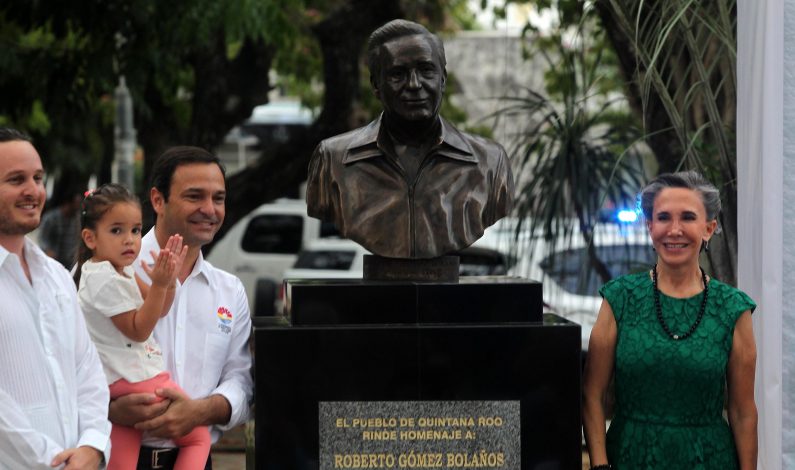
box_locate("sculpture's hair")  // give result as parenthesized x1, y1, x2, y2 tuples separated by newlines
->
(74, 184, 140, 286)
(0, 127, 32, 143)
(637, 170, 722, 221)
(366, 19, 446, 80)
(150, 146, 225, 202)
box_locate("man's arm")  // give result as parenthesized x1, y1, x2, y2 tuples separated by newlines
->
(134, 390, 232, 439)
(486, 145, 514, 225)
(306, 141, 333, 220)
(134, 280, 253, 439)
(208, 280, 254, 430)
(69, 283, 111, 464)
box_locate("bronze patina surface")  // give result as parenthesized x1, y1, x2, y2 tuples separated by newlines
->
(307, 19, 514, 260)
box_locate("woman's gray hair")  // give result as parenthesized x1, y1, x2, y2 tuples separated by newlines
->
(637, 170, 722, 221)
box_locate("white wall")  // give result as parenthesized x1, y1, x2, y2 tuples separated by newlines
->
(781, 0, 795, 466)
(737, 0, 786, 468)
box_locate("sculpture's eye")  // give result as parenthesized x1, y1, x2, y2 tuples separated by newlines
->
(388, 69, 406, 81)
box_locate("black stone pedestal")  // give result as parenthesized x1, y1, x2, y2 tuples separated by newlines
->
(252, 278, 581, 470)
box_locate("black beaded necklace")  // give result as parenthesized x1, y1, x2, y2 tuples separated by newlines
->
(652, 264, 708, 341)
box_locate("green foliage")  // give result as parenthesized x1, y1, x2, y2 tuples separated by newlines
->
(603, 0, 736, 178)
(600, 0, 738, 283)
(1, 0, 477, 208)
(495, 1, 647, 281)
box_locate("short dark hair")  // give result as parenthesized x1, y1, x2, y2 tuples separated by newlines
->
(637, 170, 722, 221)
(0, 127, 32, 143)
(150, 146, 225, 202)
(366, 19, 446, 81)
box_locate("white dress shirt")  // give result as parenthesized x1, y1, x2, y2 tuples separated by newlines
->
(134, 229, 253, 446)
(0, 238, 111, 469)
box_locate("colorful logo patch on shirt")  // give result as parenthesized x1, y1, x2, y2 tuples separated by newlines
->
(217, 307, 233, 333)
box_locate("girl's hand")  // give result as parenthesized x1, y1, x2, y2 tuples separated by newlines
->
(141, 248, 175, 288)
(165, 235, 188, 286)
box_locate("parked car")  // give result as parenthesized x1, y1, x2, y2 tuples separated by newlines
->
(478, 218, 655, 351)
(209, 197, 515, 316)
(282, 238, 510, 282)
(207, 198, 339, 315)
(283, 238, 369, 280)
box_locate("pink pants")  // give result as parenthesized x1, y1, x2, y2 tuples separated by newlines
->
(108, 372, 211, 470)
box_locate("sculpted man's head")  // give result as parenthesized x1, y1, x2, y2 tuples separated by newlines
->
(0, 128, 46, 240)
(367, 20, 447, 125)
(150, 146, 226, 248)
(306, 20, 514, 262)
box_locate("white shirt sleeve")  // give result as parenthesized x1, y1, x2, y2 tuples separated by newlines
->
(0, 387, 65, 469)
(80, 262, 141, 317)
(66, 270, 112, 464)
(211, 279, 253, 431)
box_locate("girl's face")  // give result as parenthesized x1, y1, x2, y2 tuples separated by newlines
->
(82, 202, 142, 272)
(646, 187, 717, 270)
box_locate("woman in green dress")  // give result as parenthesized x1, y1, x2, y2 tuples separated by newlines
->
(583, 171, 758, 470)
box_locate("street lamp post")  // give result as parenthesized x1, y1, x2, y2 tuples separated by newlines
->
(113, 75, 136, 190)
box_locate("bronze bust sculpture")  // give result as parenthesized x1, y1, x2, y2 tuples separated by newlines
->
(307, 19, 514, 259)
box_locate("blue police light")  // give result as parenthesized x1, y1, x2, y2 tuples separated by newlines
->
(616, 210, 638, 223)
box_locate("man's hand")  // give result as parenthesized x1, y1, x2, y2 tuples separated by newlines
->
(108, 392, 170, 427)
(51, 446, 102, 470)
(134, 387, 202, 439)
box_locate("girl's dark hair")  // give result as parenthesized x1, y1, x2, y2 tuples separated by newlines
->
(73, 183, 140, 286)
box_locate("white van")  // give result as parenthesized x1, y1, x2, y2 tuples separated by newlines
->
(477, 217, 654, 351)
(207, 198, 336, 315)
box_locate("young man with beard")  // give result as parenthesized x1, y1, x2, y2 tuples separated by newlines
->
(0, 127, 111, 469)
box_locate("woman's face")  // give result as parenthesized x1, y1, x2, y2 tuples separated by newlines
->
(647, 187, 717, 269)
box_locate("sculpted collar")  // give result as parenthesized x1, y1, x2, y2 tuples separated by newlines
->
(342, 114, 478, 164)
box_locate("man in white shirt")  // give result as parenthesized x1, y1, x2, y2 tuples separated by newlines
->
(0, 127, 111, 469)
(110, 146, 253, 470)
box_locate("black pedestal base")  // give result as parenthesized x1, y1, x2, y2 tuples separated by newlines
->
(253, 279, 582, 469)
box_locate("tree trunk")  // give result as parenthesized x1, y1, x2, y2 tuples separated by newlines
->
(594, 0, 738, 285)
(207, 0, 405, 253)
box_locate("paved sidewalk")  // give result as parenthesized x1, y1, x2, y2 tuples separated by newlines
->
(211, 423, 247, 469)
(212, 452, 246, 469)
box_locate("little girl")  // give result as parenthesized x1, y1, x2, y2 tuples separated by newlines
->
(74, 184, 210, 470)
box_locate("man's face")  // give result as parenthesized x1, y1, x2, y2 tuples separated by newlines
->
(152, 163, 226, 248)
(373, 34, 446, 123)
(0, 140, 46, 238)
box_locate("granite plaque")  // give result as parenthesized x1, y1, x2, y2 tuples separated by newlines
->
(319, 401, 520, 469)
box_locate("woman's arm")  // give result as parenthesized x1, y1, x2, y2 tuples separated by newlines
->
(727, 310, 757, 470)
(582, 299, 618, 468)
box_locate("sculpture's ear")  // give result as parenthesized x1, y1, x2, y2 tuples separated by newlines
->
(371, 74, 381, 100)
(441, 69, 447, 91)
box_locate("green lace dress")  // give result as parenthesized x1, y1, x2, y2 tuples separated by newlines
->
(600, 271, 756, 469)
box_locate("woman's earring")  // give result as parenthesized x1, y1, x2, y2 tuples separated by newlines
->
(701, 239, 710, 252)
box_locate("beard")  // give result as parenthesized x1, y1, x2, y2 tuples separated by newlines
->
(0, 206, 40, 236)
